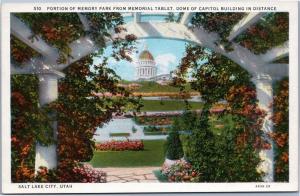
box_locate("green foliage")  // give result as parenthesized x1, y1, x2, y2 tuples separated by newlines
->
(170, 111, 199, 158)
(165, 120, 184, 160)
(14, 13, 136, 63)
(175, 44, 252, 104)
(11, 35, 41, 65)
(272, 78, 289, 182)
(153, 170, 168, 182)
(209, 114, 233, 136)
(185, 104, 216, 179)
(173, 44, 264, 182)
(53, 54, 140, 165)
(15, 13, 85, 63)
(132, 126, 137, 133)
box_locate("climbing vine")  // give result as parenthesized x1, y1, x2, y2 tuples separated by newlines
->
(11, 75, 53, 182)
(11, 35, 41, 65)
(14, 13, 134, 64)
(191, 12, 246, 50)
(269, 78, 289, 182)
(235, 13, 288, 54)
(11, 12, 140, 182)
(15, 13, 84, 63)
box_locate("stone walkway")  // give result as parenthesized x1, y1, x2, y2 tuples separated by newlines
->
(100, 167, 160, 183)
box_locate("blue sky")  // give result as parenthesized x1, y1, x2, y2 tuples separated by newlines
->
(93, 38, 189, 81)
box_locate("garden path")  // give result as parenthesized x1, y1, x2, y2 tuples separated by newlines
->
(100, 167, 160, 183)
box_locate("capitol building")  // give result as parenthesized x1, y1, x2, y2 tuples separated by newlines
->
(136, 48, 173, 83)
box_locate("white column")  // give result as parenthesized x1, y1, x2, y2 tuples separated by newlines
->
(35, 73, 59, 171)
(133, 13, 141, 23)
(252, 74, 274, 182)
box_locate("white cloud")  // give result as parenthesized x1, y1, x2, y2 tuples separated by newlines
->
(155, 53, 177, 74)
(107, 57, 117, 65)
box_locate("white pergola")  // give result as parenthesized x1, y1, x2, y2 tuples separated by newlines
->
(11, 12, 288, 182)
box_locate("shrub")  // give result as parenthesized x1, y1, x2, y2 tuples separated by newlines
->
(161, 159, 200, 182)
(95, 140, 144, 151)
(165, 120, 184, 160)
(132, 126, 137, 133)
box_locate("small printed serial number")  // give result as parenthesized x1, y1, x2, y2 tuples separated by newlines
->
(255, 184, 271, 188)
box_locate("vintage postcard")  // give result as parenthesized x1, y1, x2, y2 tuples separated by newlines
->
(1, 0, 298, 194)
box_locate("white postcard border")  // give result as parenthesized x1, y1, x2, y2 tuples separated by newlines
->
(1, 1, 298, 193)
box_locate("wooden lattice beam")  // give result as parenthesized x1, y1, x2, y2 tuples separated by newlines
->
(11, 15, 59, 62)
(227, 13, 266, 42)
(259, 41, 289, 63)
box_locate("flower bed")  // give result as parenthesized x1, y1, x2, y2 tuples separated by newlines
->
(35, 163, 107, 183)
(161, 159, 200, 182)
(72, 163, 106, 183)
(95, 140, 144, 151)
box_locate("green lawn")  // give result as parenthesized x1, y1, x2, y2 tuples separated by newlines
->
(89, 140, 166, 167)
(209, 114, 235, 136)
(141, 100, 203, 111)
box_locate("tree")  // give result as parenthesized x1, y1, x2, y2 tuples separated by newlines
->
(165, 119, 184, 160)
(173, 44, 265, 182)
(186, 104, 216, 181)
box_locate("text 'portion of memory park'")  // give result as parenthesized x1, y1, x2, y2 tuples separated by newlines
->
(10, 12, 289, 183)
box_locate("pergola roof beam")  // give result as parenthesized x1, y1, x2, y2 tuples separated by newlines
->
(123, 22, 266, 75)
(56, 36, 96, 70)
(11, 15, 59, 62)
(11, 61, 65, 78)
(259, 41, 289, 63)
(77, 13, 91, 31)
(227, 13, 266, 42)
(180, 12, 194, 25)
(259, 63, 288, 79)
